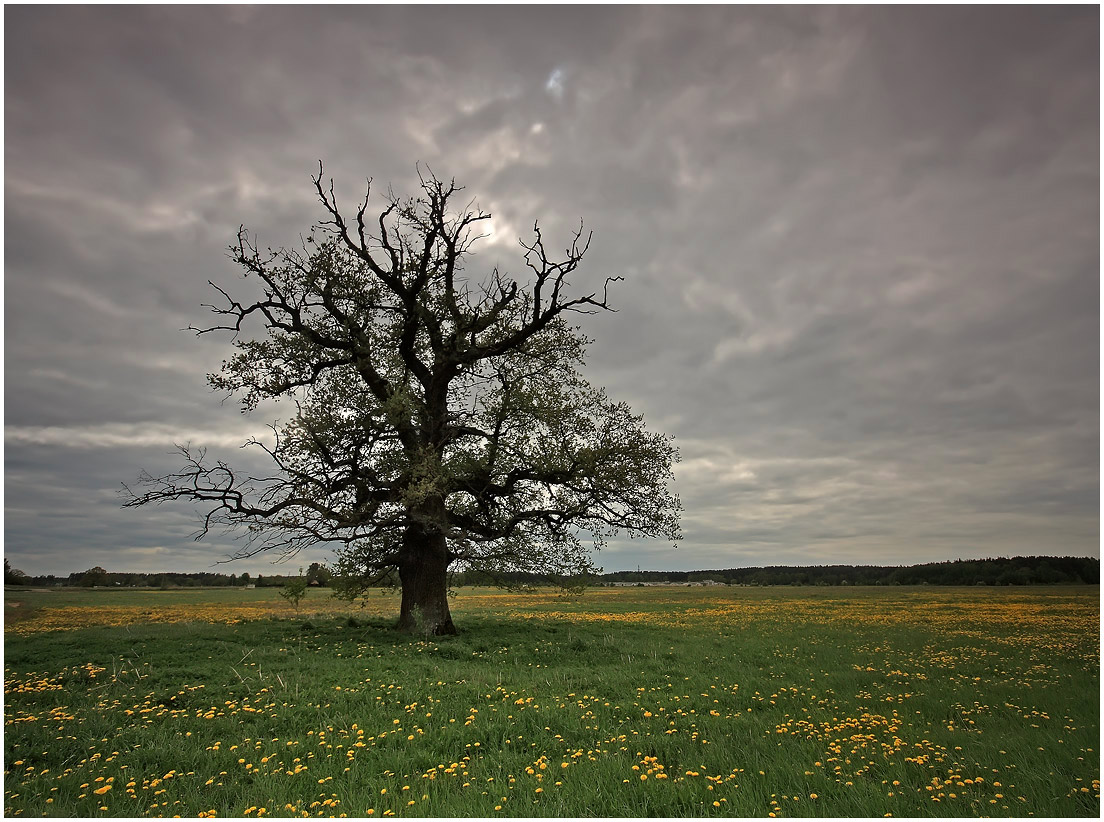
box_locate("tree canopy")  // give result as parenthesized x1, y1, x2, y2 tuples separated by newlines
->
(125, 165, 680, 634)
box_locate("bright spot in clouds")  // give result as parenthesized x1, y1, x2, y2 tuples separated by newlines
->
(545, 67, 565, 99)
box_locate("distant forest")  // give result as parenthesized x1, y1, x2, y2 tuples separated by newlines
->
(595, 555, 1099, 587)
(4, 555, 1098, 589)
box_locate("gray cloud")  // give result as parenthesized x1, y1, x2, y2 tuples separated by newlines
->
(5, 6, 1097, 575)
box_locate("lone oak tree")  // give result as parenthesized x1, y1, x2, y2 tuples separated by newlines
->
(125, 166, 680, 635)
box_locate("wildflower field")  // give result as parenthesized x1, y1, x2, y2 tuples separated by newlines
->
(3, 584, 1099, 817)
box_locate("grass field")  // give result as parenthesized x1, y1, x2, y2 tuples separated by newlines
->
(3, 584, 1099, 817)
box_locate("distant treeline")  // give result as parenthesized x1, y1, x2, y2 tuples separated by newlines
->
(3, 560, 333, 589)
(598, 556, 1099, 587)
(4, 555, 1097, 589)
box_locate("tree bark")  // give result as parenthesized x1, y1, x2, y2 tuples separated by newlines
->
(397, 510, 457, 636)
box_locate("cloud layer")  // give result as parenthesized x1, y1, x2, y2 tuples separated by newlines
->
(5, 7, 1098, 575)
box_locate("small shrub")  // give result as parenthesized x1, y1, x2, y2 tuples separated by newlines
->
(279, 571, 308, 614)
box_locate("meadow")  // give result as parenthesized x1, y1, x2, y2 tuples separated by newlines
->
(3, 584, 1099, 817)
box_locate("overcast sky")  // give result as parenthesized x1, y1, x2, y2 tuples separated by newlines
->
(5, 6, 1099, 577)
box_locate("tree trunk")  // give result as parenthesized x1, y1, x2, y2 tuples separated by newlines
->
(397, 516, 457, 636)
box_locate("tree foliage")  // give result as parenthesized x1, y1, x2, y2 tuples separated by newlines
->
(125, 165, 680, 633)
(78, 566, 109, 588)
(4, 558, 27, 585)
(305, 561, 333, 587)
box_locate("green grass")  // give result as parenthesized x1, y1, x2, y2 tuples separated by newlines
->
(4, 585, 1099, 817)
